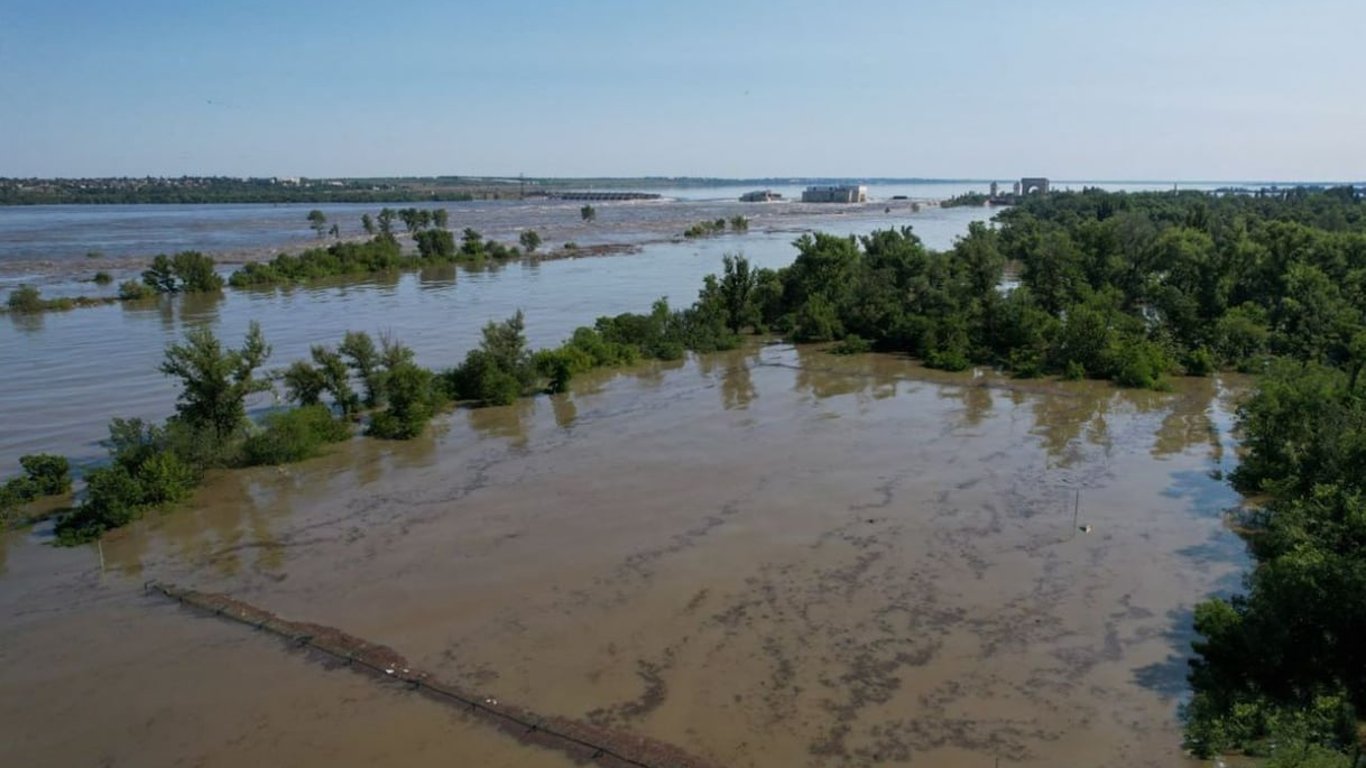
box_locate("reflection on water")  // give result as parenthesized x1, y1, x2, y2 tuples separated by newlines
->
(6, 310, 44, 333)
(465, 398, 536, 448)
(0, 347, 1254, 768)
(550, 393, 578, 430)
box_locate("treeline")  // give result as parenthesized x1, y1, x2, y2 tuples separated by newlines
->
(4, 207, 551, 308)
(3, 250, 226, 314)
(1182, 362, 1366, 763)
(733, 186, 1366, 392)
(941, 191, 991, 208)
(30, 281, 744, 541)
(228, 228, 523, 287)
(0, 177, 503, 205)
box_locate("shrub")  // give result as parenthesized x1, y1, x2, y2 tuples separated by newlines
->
(145, 251, 225, 293)
(92, 271, 113, 285)
(171, 251, 224, 292)
(19, 454, 70, 496)
(7, 285, 43, 313)
(1113, 339, 1173, 389)
(532, 349, 576, 393)
(118, 279, 152, 301)
(444, 349, 523, 406)
(243, 405, 351, 465)
(1008, 347, 1045, 378)
(830, 335, 872, 355)
(519, 230, 541, 253)
(56, 447, 198, 544)
(414, 228, 456, 261)
(368, 362, 438, 439)
(791, 296, 843, 342)
(1184, 347, 1217, 376)
(0, 476, 40, 517)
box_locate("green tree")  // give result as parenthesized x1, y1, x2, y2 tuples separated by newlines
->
(307, 209, 327, 238)
(159, 322, 273, 441)
(415, 228, 455, 260)
(519, 230, 542, 253)
(339, 331, 384, 407)
(368, 362, 436, 439)
(580, 204, 596, 223)
(701, 254, 759, 333)
(361, 213, 375, 235)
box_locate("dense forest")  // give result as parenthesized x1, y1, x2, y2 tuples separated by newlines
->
(5, 186, 1366, 762)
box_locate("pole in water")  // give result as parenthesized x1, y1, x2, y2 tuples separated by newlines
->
(98, 540, 105, 572)
(1073, 489, 1080, 529)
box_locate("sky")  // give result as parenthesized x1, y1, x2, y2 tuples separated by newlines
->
(2, 0, 1363, 181)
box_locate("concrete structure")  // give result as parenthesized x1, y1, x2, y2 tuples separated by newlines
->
(739, 189, 783, 202)
(801, 184, 868, 203)
(1020, 177, 1050, 195)
(990, 181, 999, 197)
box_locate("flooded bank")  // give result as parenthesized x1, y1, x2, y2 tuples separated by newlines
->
(0, 347, 1248, 767)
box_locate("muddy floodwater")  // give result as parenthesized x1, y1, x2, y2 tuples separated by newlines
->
(0, 346, 1247, 767)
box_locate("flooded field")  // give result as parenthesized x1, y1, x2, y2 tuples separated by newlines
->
(0, 346, 1248, 767)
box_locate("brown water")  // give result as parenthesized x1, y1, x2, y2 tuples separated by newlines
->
(0, 346, 1246, 767)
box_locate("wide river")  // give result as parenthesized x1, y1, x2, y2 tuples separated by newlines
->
(0, 183, 1243, 767)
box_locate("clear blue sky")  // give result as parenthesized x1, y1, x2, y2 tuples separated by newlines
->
(2, 0, 1362, 181)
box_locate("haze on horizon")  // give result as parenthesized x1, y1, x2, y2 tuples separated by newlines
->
(3, 0, 1363, 183)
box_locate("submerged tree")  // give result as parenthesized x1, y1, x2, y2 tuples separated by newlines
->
(159, 322, 272, 441)
(519, 229, 542, 253)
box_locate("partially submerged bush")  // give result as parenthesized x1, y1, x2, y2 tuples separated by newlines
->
(830, 335, 872, 355)
(19, 454, 70, 496)
(1, 453, 72, 521)
(368, 362, 440, 439)
(7, 285, 44, 313)
(56, 420, 201, 544)
(118, 279, 153, 301)
(243, 405, 351, 465)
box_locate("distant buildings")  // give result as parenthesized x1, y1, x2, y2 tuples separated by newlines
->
(739, 189, 784, 202)
(801, 184, 868, 203)
(987, 177, 1051, 206)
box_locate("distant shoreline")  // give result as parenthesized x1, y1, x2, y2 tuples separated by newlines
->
(5, 176, 1347, 207)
